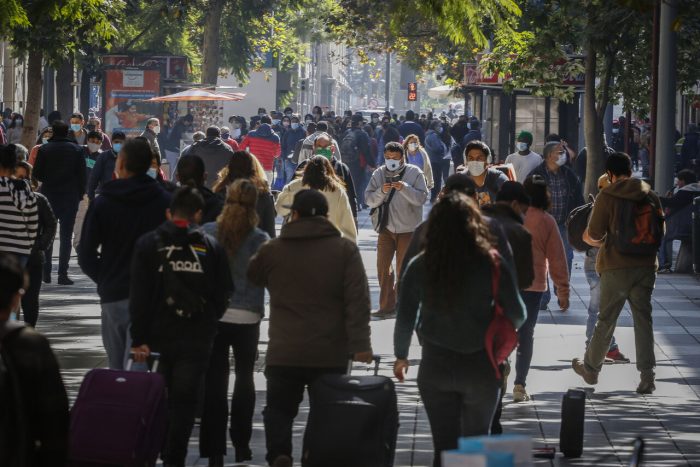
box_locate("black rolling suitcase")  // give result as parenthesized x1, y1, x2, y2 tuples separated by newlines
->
(559, 388, 586, 458)
(301, 356, 399, 467)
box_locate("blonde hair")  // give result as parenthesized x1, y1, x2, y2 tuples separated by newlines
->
(216, 178, 260, 256)
(403, 134, 421, 151)
(213, 150, 269, 194)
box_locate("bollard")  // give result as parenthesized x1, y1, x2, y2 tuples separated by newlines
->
(693, 197, 700, 274)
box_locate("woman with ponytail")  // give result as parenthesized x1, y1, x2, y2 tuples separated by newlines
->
(199, 179, 270, 466)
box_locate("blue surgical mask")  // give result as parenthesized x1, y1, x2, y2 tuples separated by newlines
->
(147, 168, 158, 179)
(386, 159, 403, 172)
(70, 123, 81, 132)
(291, 123, 300, 130)
(42, 138, 49, 145)
(272, 119, 281, 126)
(113, 143, 122, 153)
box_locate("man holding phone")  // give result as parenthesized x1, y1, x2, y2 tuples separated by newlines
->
(365, 142, 429, 320)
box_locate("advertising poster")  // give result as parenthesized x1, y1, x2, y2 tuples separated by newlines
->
(103, 67, 161, 137)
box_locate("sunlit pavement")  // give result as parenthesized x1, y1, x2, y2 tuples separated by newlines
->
(36, 207, 700, 466)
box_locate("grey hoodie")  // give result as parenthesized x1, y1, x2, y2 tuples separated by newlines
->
(365, 163, 429, 234)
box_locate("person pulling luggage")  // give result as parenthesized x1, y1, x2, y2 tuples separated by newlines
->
(129, 186, 232, 467)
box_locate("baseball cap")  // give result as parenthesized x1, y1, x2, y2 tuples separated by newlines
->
(497, 181, 531, 205)
(283, 189, 329, 218)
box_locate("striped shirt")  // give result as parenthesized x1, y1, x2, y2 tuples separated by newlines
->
(0, 177, 39, 255)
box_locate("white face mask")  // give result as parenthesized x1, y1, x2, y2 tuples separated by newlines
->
(147, 168, 158, 179)
(385, 159, 403, 172)
(555, 151, 567, 167)
(232, 128, 241, 138)
(152, 125, 161, 135)
(87, 142, 101, 153)
(516, 142, 529, 152)
(408, 143, 418, 152)
(467, 161, 486, 176)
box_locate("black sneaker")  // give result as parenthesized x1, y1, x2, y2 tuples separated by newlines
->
(57, 275, 74, 285)
(43, 271, 51, 284)
(371, 309, 396, 321)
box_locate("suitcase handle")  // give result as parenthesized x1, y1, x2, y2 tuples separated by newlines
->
(346, 354, 381, 376)
(126, 351, 161, 372)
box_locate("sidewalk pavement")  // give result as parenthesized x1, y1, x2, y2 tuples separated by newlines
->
(35, 208, 700, 466)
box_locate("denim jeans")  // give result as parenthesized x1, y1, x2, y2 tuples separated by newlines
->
(263, 365, 345, 464)
(417, 344, 501, 467)
(100, 299, 132, 369)
(584, 251, 617, 352)
(43, 192, 80, 277)
(514, 291, 544, 387)
(199, 322, 260, 458)
(541, 223, 573, 308)
(584, 267, 656, 374)
(430, 159, 450, 202)
(283, 158, 297, 184)
(348, 161, 367, 207)
(158, 342, 212, 466)
(658, 235, 674, 268)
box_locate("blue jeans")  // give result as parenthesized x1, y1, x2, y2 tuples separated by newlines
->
(430, 158, 450, 202)
(514, 291, 544, 387)
(348, 161, 367, 207)
(541, 223, 574, 308)
(584, 252, 617, 352)
(100, 299, 133, 369)
(43, 192, 80, 277)
(658, 235, 674, 268)
(283, 158, 297, 183)
(417, 344, 501, 467)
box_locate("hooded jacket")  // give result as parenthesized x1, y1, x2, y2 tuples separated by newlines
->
(275, 179, 357, 242)
(365, 164, 429, 234)
(588, 177, 664, 272)
(78, 174, 172, 302)
(129, 221, 232, 349)
(662, 182, 700, 240)
(185, 138, 235, 190)
(33, 137, 86, 195)
(240, 124, 281, 171)
(248, 216, 371, 368)
(481, 203, 535, 290)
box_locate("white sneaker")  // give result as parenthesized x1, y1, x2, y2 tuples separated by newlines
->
(513, 384, 530, 403)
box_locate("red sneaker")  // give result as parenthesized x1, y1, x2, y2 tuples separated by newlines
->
(605, 348, 631, 364)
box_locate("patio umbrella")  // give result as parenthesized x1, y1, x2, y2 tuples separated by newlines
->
(144, 88, 246, 102)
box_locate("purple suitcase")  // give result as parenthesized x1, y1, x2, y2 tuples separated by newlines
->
(68, 357, 167, 467)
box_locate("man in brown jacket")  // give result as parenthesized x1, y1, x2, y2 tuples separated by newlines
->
(573, 152, 663, 394)
(248, 189, 373, 467)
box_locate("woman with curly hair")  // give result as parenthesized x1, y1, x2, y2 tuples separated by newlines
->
(393, 192, 526, 467)
(213, 150, 276, 238)
(199, 179, 270, 466)
(275, 155, 357, 242)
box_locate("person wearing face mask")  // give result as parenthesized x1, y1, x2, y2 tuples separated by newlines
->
(219, 126, 241, 151)
(88, 131, 125, 201)
(365, 142, 428, 320)
(87, 117, 112, 151)
(69, 112, 88, 145)
(425, 120, 449, 202)
(505, 131, 542, 182)
(72, 130, 106, 251)
(7, 113, 24, 144)
(461, 140, 509, 207)
(403, 134, 434, 191)
(28, 127, 53, 165)
(281, 116, 306, 181)
(527, 141, 584, 310)
(283, 106, 294, 118)
(296, 133, 358, 219)
(140, 117, 163, 163)
(33, 121, 86, 285)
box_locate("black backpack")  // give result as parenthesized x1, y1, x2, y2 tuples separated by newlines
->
(613, 195, 664, 256)
(156, 232, 208, 319)
(340, 130, 359, 163)
(566, 196, 594, 253)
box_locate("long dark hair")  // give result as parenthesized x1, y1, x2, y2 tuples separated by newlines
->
(301, 156, 345, 192)
(424, 192, 493, 309)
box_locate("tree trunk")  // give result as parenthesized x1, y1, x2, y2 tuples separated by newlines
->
(80, 68, 91, 118)
(21, 50, 43, 149)
(56, 58, 74, 118)
(583, 42, 605, 198)
(201, 0, 226, 85)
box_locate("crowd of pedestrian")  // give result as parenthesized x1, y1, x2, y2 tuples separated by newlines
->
(0, 103, 675, 467)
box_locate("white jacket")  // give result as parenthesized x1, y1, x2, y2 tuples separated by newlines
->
(275, 179, 357, 243)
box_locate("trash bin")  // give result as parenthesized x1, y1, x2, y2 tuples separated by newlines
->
(693, 197, 700, 274)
